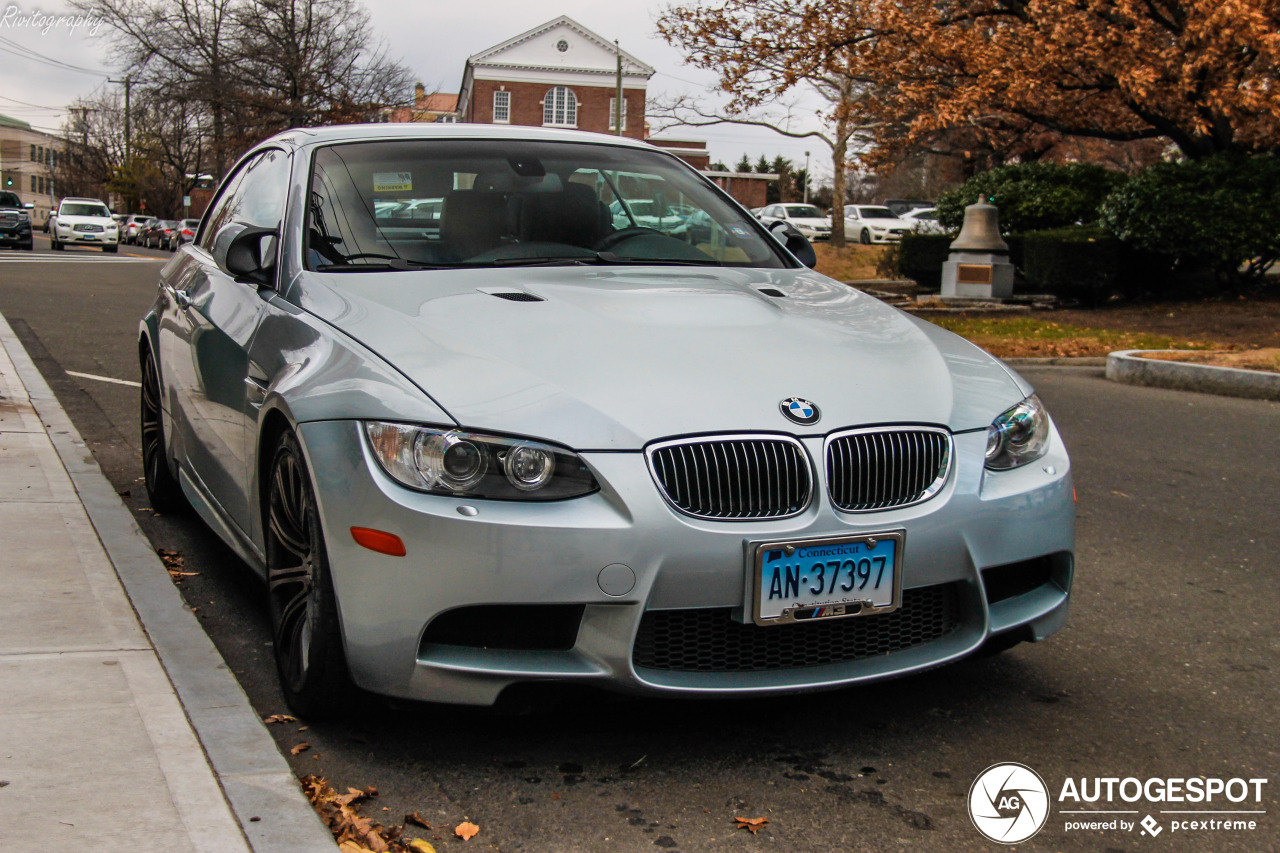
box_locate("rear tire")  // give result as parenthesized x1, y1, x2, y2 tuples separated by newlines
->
(140, 351, 186, 513)
(267, 431, 352, 719)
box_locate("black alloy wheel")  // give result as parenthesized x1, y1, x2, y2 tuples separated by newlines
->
(266, 431, 351, 718)
(860, 228, 871, 245)
(140, 352, 185, 512)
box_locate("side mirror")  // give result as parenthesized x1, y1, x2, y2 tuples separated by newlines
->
(212, 223, 279, 286)
(23, 202, 34, 210)
(770, 220, 817, 269)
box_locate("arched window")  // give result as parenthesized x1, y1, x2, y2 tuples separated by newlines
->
(543, 86, 577, 127)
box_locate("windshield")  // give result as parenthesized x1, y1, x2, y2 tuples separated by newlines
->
(783, 205, 824, 218)
(306, 139, 789, 271)
(855, 206, 899, 220)
(61, 203, 112, 218)
(0, 192, 21, 208)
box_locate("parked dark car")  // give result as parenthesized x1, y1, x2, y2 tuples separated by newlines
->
(141, 220, 178, 249)
(123, 214, 156, 244)
(167, 218, 200, 251)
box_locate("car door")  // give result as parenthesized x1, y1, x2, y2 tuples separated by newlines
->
(158, 148, 290, 534)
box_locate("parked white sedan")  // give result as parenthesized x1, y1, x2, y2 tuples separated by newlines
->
(757, 203, 833, 242)
(901, 207, 948, 235)
(843, 205, 912, 244)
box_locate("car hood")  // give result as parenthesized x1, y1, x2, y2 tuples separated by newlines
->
(293, 267, 1027, 450)
(849, 217, 909, 230)
(58, 215, 114, 226)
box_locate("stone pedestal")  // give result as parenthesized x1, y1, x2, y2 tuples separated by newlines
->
(941, 251, 1015, 299)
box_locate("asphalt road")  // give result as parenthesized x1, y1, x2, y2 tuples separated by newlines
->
(1, 240, 1276, 852)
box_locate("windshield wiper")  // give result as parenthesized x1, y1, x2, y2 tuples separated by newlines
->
(595, 251, 721, 267)
(315, 258, 466, 271)
(487, 252, 721, 268)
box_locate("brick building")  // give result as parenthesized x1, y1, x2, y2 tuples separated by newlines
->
(456, 16, 654, 139)
(0, 114, 59, 226)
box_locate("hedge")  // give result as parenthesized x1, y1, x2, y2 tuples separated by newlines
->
(897, 226, 1172, 303)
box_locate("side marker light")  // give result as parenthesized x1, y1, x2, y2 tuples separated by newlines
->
(350, 527, 406, 557)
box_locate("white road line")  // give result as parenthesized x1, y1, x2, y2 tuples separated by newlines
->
(66, 370, 143, 388)
(0, 254, 162, 262)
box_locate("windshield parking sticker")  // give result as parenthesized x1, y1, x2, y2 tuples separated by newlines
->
(373, 171, 412, 192)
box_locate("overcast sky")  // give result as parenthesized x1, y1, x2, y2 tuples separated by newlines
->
(0, 0, 831, 178)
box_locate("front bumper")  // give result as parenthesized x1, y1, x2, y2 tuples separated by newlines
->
(56, 227, 117, 246)
(0, 225, 32, 244)
(298, 420, 1075, 705)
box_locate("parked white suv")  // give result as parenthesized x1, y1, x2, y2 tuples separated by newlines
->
(50, 198, 119, 252)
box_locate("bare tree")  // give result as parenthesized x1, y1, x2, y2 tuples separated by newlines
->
(234, 0, 412, 133)
(649, 74, 874, 247)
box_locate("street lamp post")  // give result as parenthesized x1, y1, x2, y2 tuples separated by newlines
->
(803, 150, 810, 204)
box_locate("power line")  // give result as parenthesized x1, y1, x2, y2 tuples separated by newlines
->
(0, 94, 65, 111)
(0, 35, 110, 76)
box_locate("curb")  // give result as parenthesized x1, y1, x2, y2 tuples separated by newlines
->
(1107, 349, 1280, 402)
(0, 311, 336, 853)
(1003, 357, 1107, 367)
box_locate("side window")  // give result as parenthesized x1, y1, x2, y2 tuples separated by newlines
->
(199, 149, 290, 248)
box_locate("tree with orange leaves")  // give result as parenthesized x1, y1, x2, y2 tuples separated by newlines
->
(657, 0, 1280, 162)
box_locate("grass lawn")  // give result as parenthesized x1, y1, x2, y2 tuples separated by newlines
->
(924, 316, 1223, 358)
(813, 243, 892, 281)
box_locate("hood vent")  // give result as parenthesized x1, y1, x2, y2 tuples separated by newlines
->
(489, 291, 544, 302)
(758, 287, 787, 298)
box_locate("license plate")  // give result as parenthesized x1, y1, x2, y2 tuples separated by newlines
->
(751, 531, 903, 625)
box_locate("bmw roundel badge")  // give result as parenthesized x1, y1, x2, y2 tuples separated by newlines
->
(780, 397, 821, 426)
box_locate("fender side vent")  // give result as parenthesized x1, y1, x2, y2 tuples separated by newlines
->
(490, 291, 544, 302)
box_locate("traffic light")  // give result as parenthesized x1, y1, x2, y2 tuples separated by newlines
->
(2, 177, 11, 187)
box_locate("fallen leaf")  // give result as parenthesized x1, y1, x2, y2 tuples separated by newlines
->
(298, 725, 310, 731)
(407, 841, 436, 853)
(338, 842, 376, 853)
(734, 817, 769, 834)
(405, 812, 432, 829)
(291, 742, 311, 755)
(263, 714, 298, 724)
(455, 821, 480, 841)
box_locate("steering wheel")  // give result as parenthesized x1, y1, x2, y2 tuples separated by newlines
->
(594, 227, 663, 252)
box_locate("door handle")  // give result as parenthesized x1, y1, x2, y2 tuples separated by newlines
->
(164, 284, 193, 309)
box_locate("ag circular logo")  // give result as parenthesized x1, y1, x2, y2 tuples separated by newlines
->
(968, 763, 1050, 844)
(780, 397, 820, 426)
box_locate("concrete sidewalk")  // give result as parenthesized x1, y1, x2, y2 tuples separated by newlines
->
(0, 313, 335, 852)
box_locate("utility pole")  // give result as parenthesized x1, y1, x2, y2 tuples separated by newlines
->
(614, 40, 624, 137)
(804, 150, 810, 204)
(109, 76, 132, 162)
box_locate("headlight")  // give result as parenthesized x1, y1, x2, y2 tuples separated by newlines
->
(364, 422, 598, 500)
(985, 394, 1050, 470)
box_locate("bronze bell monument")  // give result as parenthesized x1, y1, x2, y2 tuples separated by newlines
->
(941, 198, 1015, 299)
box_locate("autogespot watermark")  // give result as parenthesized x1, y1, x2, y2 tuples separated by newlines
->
(0, 5, 105, 36)
(968, 763, 1269, 844)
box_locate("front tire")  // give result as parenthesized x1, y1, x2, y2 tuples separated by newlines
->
(860, 228, 871, 245)
(104, 244, 118, 253)
(267, 431, 351, 719)
(140, 351, 186, 513)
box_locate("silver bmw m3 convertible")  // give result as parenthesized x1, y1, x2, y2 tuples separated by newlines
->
(140, 124, 1074, 716)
